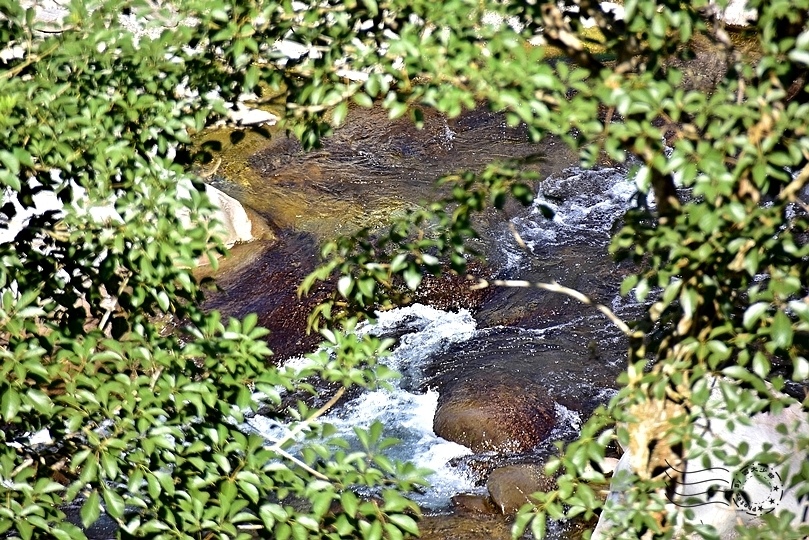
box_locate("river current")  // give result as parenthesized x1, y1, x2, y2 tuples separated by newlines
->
(207, 107, 642, 538)
(241, 163, 638, 509)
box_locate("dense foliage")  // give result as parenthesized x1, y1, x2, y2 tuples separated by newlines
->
(0, 1, 426, 539)
(4, 0, 809, 539)
(291, 0, 809, 538)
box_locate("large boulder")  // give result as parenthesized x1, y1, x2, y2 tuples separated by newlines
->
(433, 372, 557, 454)
(176, 182, 274, 265)
(709, 0, 756, 26)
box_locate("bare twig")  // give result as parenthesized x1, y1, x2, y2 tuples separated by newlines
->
(470, 278, 634, 337)
(475, 224, 634, 337)
(508, 222, 527, 250)
(265, 387, 346, 478)
(99, 273, 130, 334)
(11, 458, 34, 477)
(273, 446, 330, 481)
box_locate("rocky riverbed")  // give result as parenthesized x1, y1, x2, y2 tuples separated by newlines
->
(200, 104, 638, 539)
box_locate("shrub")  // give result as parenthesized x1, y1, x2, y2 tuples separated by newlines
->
(5, 0, 809, 539)
(0, 1, 425, 538)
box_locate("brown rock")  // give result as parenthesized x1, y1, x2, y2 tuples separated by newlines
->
(486, 464, 556, 514)
(201, 231, 327, 360)
(451, 494, 498, 515)
(418, 513, 514, 540)
(433, 372, 556, 454)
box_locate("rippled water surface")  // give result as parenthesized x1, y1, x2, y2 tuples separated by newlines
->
(208, 106, 640, 537)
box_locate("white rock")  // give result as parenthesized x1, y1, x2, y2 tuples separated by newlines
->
(274, 40, 310, 60)
(593, 378, 809, 539)
(710, 0, 757, 26)
(19, 0, 68, 30)
(0, 186, 69, 244)
(600, 2, 625, 21)
(2, 178, 257, 251)
(200, 184, 256, 248)
(228, 103, 278, 126)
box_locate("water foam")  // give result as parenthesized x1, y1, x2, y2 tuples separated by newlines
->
(326, 388, 481, 508)
(361, 303, 477, 382)
(345, 305, 481, 507)
(248, 304, 482, 509)
(505, 168, 635, 269)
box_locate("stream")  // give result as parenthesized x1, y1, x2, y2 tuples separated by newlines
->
(206, 106, 641, 539)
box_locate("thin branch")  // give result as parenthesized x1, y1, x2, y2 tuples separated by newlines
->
(264, 386, 346, 480)
(508, 222, 527, 250)
(1, 42, 60, 80)
(273, 446, 330, 481)
(470, 278, 634, 337)
(98, 273, 130, 334)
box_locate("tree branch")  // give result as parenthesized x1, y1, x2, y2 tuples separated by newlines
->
(470, 277, 635, 337)
(265, 387, 346, 478)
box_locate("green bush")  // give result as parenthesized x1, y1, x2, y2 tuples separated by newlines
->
(5, 0, 809, 538)
(0, 1, 426, 538)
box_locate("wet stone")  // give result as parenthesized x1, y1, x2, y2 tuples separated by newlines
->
(486, 463, 556, 514)
(433, 371, 557, 454)
(451, 493, 499, 515)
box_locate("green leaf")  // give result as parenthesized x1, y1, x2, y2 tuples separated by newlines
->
(530, 512, 547, 539)
(361, 0, 379, 17)
(387, 514, 418, 535)
(332, 101, 349, 127)
(353, 93, 374, 108)
(337, 275, 354, 298)
(100, 452, 119, 481)
(1, 389, 21, 421)
(771, 310, 794, 349)
(788, 49, 809, 66)
(297, 515, 319, 531)
(155, 290, 170, 312)
(102, 488, 126, 519)
(388, 101, 408, 120)
(403, 266, 422, 291)
(0, 150, 20, 175)
(793, 356, 809, 381)
(743, 302, 769, 329)
(26, 389, 53, 414)
(81, 491, 101, 528)
(752, 351, 771, 378)
(341, 491, 359, 517)
(679, 287, 698, 319)
(620, 275, 638, 297)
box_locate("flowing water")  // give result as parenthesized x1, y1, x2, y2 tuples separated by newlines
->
(208, 106, 641, 538)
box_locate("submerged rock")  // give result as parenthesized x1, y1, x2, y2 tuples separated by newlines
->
(201, 231, 326, 360)
(433, 372, 556, 454)
(451, 494, 499, 515)
(486, 463, 556, 514)
(418, 513, 515, 540)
